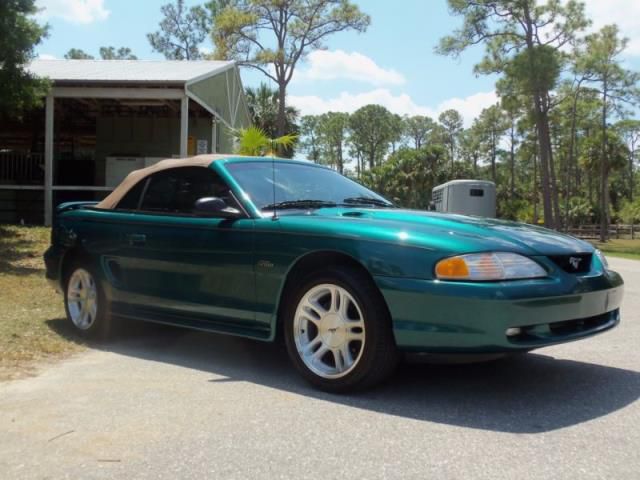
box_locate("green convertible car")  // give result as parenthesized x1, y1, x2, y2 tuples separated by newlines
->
(44, 155, 624, 392)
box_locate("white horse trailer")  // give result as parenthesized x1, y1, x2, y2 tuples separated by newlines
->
(431, 180, 496, 218)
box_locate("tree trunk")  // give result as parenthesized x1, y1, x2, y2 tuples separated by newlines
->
(548, 131, 562, 228)
(630, 143, 635, 202)
(509, 123, 515, 200)
(450, 141, 455, 172)
(565, 92, 579, 228)
(276, 81, 287, 138)
(521, 6, 556, 230)
(491, 133, 497, 184)
(599, 79, 609, 242)
(533, 153, 539, 224)
(533, 100, 556, 229)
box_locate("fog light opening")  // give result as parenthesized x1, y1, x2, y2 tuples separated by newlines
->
(506, 327, 522, 337)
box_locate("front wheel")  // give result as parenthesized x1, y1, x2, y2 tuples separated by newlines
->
(64, 264, 111, 339)
(283, 267, 398, 392)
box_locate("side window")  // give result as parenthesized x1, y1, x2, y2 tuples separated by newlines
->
(116, 179, 147, 210)
(139, 167, 237, 215)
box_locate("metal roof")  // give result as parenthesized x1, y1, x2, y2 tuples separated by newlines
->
(28, 59, 236, 84)
(433, 179, 496, 190)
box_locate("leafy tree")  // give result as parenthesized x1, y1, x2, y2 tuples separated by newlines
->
(388, 113, 405, 153)
(438, 109, 463, 169)
(213, 0, 370, 136)
(551, 77, 588, 226)
(300, 115, 322, 162)
(348, 105, 396, 170)
(437, 0, 589, 229)
(204, 0, 235, 20)
(65, 48, 94, 59)
(0, 0, 50, 118)
(147, 0, 211, 60)
(578, 25, 640, 240)
(65, 47, 138, 60)
(618, 197, 640, 224)
(616, 119, 640, 201)
(579, 130, 628, 209)
(361, 146, 447, 209)
(317, 112, 350, 173)
(459, 123, 483, 174)
(99, 47, 138, 60)
(477, 105, 508, 183)
(501, 97, 522, 200)
(403, 115, 436, 150)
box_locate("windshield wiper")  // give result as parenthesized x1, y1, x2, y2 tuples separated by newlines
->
(342, 196, 395, 208)
(262, 199, 338, 210)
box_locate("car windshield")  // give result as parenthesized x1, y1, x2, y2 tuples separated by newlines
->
(226, 161, 394, 211)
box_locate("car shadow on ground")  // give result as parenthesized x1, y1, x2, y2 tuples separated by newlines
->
(47, 317, 640, 434)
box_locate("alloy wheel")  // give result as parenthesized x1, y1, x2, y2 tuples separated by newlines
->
(67, 268, 98, 330)
(293, 283, 366, 379)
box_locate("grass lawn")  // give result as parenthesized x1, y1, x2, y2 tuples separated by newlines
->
(0, 225, 85, 381)
(590, 239, 640, 261)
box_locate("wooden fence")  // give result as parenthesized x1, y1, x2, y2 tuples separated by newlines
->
(566, 224, 639, 240)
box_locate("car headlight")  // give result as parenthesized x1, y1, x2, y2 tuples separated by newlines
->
(595, 249, 609, 270)
(435, 252, 547, 281)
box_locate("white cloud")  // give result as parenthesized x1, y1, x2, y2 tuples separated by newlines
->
(295, 50, 405, 86)
(581, 0, 640, 56)
(436, 91, 499, 125)
(289, 89, 497, 126)
(37, 0, 110, 24)
(38, 54, 57, 60)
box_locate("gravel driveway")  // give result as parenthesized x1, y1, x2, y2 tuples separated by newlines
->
(1, 257, 639, 480)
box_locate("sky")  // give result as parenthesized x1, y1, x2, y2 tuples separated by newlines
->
(34, 0, 640, 126)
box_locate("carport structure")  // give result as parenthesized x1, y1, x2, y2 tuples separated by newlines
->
(0, 60, 251, 225)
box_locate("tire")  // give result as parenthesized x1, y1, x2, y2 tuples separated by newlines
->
(283, 266, 398, 393)
(64, 263, 111, 340)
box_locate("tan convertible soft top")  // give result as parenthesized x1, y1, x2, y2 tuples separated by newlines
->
(96, 154, 232, 209)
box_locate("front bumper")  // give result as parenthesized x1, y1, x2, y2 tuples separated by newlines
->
(376, 269, 624, 353)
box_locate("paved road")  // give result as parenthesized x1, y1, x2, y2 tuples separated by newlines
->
(1, 258, 639, 480)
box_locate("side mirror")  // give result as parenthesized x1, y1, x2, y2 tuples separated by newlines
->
(194, 197, 241, 218)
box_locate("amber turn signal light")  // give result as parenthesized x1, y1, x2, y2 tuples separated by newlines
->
(435, 256, 470, 279)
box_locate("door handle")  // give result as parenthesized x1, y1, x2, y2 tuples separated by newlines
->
(126, 234, 146, 246)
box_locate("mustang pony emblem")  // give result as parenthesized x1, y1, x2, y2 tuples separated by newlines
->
(569, 257, 582, 270)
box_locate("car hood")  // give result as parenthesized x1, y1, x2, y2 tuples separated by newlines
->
(276, 208, 593, 256)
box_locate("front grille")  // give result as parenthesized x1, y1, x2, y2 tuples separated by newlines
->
(548, 253, 592, 274)
(548, 313, 611, 335)
(507, 309, 619, 344)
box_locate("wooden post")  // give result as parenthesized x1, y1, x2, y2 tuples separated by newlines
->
(211, 117, 217, 153)
(44, 94, 54, 226)
(180, 96, 189, 158)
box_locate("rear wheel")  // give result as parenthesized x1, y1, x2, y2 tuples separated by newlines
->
(284, 267, 398, 392)
(64, 265, 111, 339)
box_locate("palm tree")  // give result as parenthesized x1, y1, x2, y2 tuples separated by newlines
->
(232, 126, 297, 157)
(245, 83, 299, 139)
